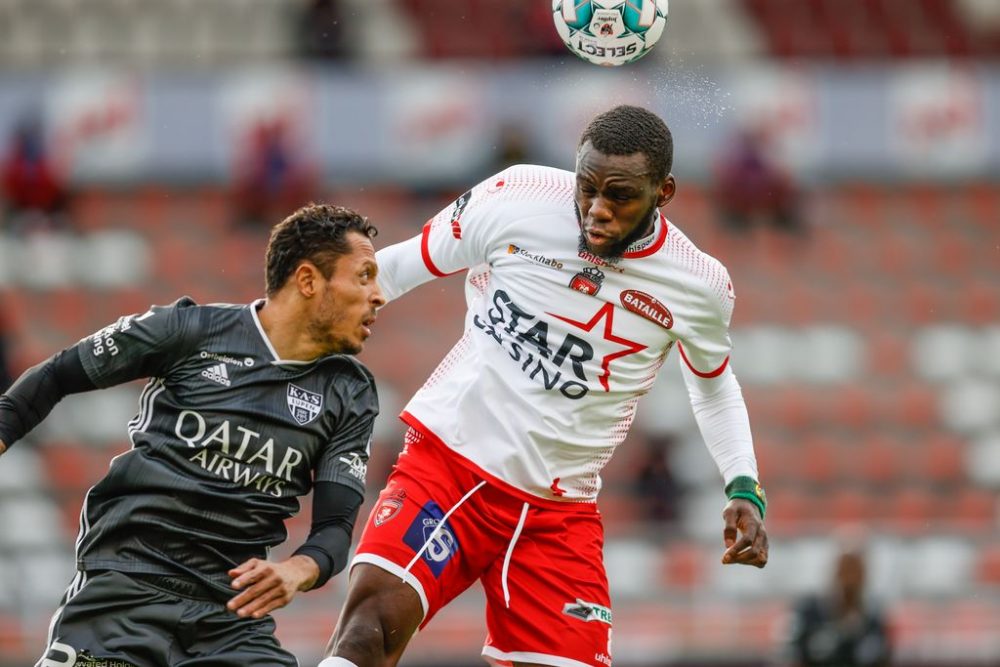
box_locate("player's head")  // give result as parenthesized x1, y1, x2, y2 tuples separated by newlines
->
(266, 203, 384, 355)
(574, 105, 676, 259)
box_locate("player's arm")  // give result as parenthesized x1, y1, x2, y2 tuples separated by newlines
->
(0, 297, 199, 457)
(376, 169, 515, 303)
(226, 481, 363, 619)
(678, 269, 767, 568)
(227, 363, 378, 617)
(0, 347, 96, 456)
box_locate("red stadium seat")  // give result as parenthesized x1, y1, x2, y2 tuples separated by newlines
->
(946, 488, 996, 533)
(854, 434, 904, 486)
(887, 487, 938, 534)
(829, 486, 879, 525)
(975, 542, 1000, 586)
(910, 432, 966, 486)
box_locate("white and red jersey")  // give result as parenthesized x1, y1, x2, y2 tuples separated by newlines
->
(377, 164, 745, 503)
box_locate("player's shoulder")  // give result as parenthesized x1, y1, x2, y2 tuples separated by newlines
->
(477, 164, 574, 202)
(661, 218, 734, 308)
(318, 354, 378, 395)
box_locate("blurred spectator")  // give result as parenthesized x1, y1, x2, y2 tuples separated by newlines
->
(298, 0, 351, 61)
(0, 116, 71, 234)
(633, 433, 681, 524)
(712, 125, 803, 235)
(231, 117, 318, 229)
(782, 544, 892, 667)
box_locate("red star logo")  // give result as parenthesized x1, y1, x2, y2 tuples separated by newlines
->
(548, 303, 647, 392)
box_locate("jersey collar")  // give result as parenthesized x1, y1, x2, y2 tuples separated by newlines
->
(622, 211, 668, 259)
(248, 299, 314, 366)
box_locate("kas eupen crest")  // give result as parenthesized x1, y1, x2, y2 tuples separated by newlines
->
(287, 383, 323, 425)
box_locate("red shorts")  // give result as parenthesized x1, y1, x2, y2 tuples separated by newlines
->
(353, 427, 613, 667)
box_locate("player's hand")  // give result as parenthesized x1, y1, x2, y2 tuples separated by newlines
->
(226, 555, 320, 619)
(721, 498, 768, 568)
(0, 440, 6, 457)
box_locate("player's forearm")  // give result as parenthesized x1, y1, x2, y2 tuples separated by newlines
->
(0, 347, 96, 448)
(683, 365, 759, 484)
(291, 481, 363, 589)
(375, 235, 440, 303)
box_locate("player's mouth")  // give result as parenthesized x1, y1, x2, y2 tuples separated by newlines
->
(361, 314, 376, 338)
(584, 228, 614, 248)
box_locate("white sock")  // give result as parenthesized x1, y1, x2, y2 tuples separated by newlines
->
(317, 659, 360, 667)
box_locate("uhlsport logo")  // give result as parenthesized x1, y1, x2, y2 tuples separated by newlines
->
(403, 501, 459, 577)
(287, 384, 322, 425)
(562, 598, 613, 625)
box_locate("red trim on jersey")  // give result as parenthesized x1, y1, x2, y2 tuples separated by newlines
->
(623, 212, 668, 259)
(400, 411, 598, 514)
(420, 221, 460, 277)
(678, 342, 729, 378)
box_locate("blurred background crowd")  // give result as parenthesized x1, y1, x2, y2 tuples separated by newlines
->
(0, 1, 998, 665)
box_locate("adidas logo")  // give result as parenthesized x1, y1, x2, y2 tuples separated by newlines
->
(201, 363, 231, 386)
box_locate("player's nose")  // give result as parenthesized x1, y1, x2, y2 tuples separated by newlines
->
(371, 283, 386, 308)
(589, 196, 614, 223)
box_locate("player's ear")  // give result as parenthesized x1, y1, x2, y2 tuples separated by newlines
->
(294, 260, 321, 298)
(656, 174, 676, 208)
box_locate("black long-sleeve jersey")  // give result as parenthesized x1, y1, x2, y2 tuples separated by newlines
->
(6, 297, 378, 595)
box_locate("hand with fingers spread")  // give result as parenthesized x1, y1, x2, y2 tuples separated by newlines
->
(227, 555, 320, 619)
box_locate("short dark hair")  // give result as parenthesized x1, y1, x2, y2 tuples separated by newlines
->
(265, 203, 378, 296)
(578, 105, 673, 182)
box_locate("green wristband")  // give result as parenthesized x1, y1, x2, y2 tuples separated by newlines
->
(725, 476, 767, 519)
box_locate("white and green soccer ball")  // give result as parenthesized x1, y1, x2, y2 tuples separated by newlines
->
(552, 0, 669, 67)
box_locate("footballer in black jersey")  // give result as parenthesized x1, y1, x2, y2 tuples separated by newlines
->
(0, 204, 385, 666)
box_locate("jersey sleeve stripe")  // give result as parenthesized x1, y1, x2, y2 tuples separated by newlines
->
(420, 221, 457, 278)
(678, 342, 730, 378)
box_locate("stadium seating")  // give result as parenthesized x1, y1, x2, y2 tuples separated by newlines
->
(3, 179, 999, 663)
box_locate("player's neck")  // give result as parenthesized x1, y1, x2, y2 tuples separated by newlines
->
(257, 298, 322, 362)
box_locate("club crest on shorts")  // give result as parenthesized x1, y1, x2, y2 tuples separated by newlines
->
(569, 266, 605, 295)
(287, 384, 322, 425)
(374, 490, 406, 526)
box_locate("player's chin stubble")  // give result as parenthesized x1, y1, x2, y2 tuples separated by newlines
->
(576, 201, 658, 261)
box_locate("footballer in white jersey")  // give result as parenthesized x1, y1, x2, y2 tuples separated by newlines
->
(322, 105, 768, 667)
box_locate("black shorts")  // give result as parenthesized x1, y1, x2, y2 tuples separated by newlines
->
(36, 570, 298, 667)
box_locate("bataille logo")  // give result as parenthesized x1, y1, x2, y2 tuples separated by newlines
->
(620, 290, 673, 329)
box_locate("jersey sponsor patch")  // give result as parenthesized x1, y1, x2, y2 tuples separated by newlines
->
(619, 289, 673, 329)
(338, 452, 368, 482)
(403, 500, 459, 577)
(562, 598, 613, 625)
(449, 189, 472, 239)
(287, 384, 322, 425)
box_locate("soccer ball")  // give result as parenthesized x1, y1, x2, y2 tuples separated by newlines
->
(552, 0, 669, 67)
